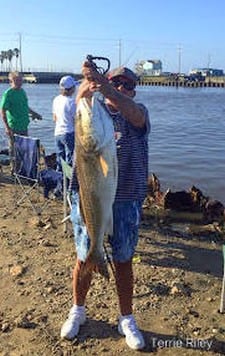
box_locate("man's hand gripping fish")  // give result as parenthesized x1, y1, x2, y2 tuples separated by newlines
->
(75, 92, 118, 279)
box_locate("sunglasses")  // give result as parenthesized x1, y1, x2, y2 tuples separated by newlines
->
(110, 79, 136, 91)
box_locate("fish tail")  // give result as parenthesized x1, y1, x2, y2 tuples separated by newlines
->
(81, 253, 109, 280)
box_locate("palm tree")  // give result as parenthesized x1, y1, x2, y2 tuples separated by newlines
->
(13, 48, 20, 71)
(1, 51, 8, 71)
(7, 49, 14, 71)
(0, 53, 4, 72)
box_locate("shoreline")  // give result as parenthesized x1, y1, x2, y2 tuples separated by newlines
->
(0, 172, 225, 354)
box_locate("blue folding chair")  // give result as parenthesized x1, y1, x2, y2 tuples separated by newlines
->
(13, 134, 48, 215)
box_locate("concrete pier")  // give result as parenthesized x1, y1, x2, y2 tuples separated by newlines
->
(0, 71, 82, 84)
(138, 76, 225, 88)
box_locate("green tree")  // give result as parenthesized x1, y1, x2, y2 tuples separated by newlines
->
(13, 48, 20, 70)
(1, 51, 7, 71)
(7, 49, 14, 71)
(0, 53, 4, 71)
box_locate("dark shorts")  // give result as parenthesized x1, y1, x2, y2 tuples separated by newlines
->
(70, 192, 143, 263)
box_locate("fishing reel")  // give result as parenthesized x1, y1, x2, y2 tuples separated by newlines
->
(86, 55, 110, 75)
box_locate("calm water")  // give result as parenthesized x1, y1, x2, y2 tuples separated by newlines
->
(0, 84, 224, 204)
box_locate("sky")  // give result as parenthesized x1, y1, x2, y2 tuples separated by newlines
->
(0, 0, 225, 74)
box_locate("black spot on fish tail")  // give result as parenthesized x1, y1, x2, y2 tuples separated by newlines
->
(96, 260, 110, 281)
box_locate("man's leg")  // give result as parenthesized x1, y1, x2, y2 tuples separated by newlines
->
(109, 201, 145, 350)
(115, 258, 145, 350)
(60, 259, 93, 340)
(55, 135, 65, 172)
(73, 259, 93, 305)
(65, 132, 75, 167)
(61, 191, 91, 340)
(114, 259, 133, 316)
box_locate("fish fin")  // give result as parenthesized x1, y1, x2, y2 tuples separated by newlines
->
(99, 155, 108, 177)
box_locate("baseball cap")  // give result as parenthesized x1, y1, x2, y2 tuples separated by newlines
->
(59, 75, 76, 89)
(108, 67, 139, 83)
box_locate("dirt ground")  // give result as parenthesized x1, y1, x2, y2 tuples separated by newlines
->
(0, 171, 225, 356)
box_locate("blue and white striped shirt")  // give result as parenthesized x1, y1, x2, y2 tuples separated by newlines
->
(112, 103, 150, 201)
(70, 102, 150, 202)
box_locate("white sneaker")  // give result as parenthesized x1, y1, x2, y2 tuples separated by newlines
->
(60, 305, 86, 340)
(118, 314, 145, 350)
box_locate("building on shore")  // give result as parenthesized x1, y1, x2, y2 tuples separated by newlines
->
(189, 68, 224, 77)
(135, 59, 163, 77)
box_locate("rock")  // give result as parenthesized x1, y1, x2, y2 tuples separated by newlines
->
(47, 286, 54, 293)
(43, 223, 52, 230)
(15, 316, 37, 329)
(170, 282, 192, 296)
(212, 327, 218, 334)
(188, 309, 199, 318)
(203, 199, 225, 224)
(1, 322, 10, 332)
(206, 297, 214, 302)
(9, 265, 25, 277)
(28, 217, 44, 227)
(171, 285, 179, 295)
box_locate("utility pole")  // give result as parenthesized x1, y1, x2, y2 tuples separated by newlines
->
(207, 53, 211, 84)
(118, 39, 122, 67)
(207, 53, 211, 71)
(177, 44, 182, 74)
(18, 32, 23, 73)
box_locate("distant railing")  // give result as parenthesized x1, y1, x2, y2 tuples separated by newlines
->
(138, 76, 225, 88)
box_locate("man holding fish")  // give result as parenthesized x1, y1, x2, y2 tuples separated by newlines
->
(61, 59, 150, 350)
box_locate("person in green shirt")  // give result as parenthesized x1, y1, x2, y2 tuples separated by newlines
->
(0, 71, 42, 153)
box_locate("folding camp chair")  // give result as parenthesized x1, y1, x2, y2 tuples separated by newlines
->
(0, 133, 10, 174)
(13, 134, 48, 215)
(0, 151, 10, 173)
(220, 245, 225, 313)
(61, 158, 72, 232)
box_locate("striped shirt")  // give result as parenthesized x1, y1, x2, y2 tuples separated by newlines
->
(112, 103, 150, 201)
(70, 102, 150, 202)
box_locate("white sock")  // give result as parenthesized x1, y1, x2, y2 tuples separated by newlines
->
(120, 314, 133, 321)
(72, 305, 85, 313)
